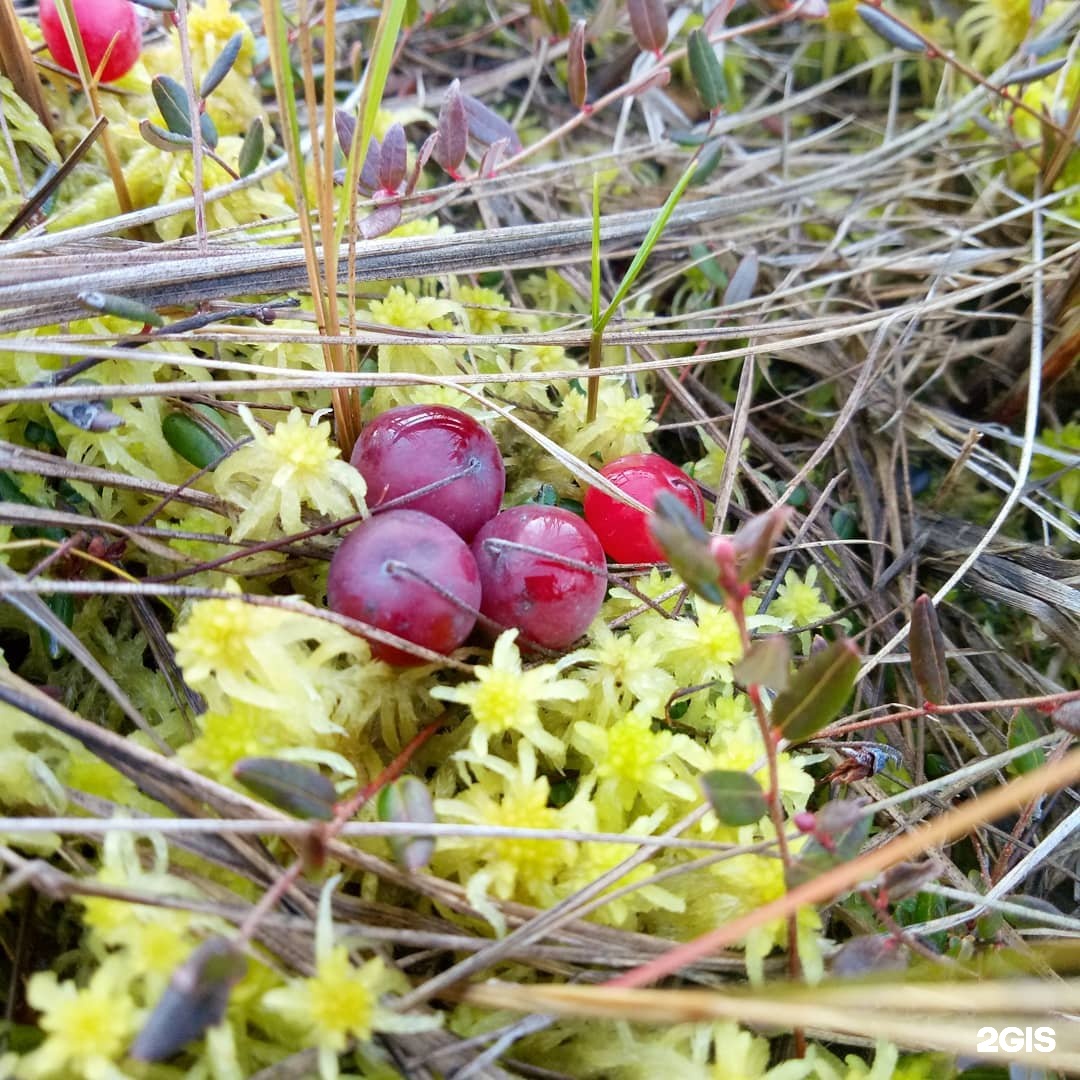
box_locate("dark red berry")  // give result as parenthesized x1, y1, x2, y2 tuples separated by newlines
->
(472, 506, 607, 650)
(584, 452, 704, 564)
(351, 405, 505, 541)
(40, 0, 141, 84)
(327, 509, 481, 666)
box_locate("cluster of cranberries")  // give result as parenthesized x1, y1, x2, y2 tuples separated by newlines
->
(327, 405, 705, 665)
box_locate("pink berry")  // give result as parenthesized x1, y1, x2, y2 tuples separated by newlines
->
(472, 506, 607, 650)
(351, 405, 505, 541)
(40, 0, 141, 84)
(327, 509, 481, 666)
(584, 452, 704, 564)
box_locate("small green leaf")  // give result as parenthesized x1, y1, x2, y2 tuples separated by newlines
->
(238, 118, 265, 177)
(139, 119, 193, 152)
(200, 32, 244, 98)
(771, 637, 860, 742)
(152, 75, 193, 137)
(648, 489, 725, 604)
(856, 4, 927, 53)
(550, 0, 571, 37)
(132, 0, 177, 10)
(687, 29, 727, 113)
(377, 776, 436, 872)
(700, 769, 767, 826)
(1008, 712, 1045, 776)
(162, 412, 230, 469)
(77, 290, 164, 327)
(233, 757, 337, 820)
(199, 110, 219, 150)
(733, 635, 791, 692)
(130, 938, 246, 1062)
(910, 594, 948, 704)
(41, 593, 74, 661)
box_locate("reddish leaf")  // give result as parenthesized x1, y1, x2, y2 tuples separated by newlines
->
(435, 81, 468, 174)
(830, 935, 907, 978)
(378, 123, 407, 193)
(462, 93, 522, 152)
(909, 595, 948, 704)
(627, 0, 667, 54)
(567, 20, 588, 110)
(730, 505, 790, 583)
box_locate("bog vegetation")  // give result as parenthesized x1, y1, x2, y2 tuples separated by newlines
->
(0, 0, 1078, 1077)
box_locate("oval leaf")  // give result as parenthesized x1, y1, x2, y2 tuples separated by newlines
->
(435, 81, 468, 174)
(733, 635, 791, 692)
(648, 489, 725, 605)
(139, 119, 193, 152)
(687, 29, 726, 113)
(77, 290, 163, 327)
(856, 4, 927, 53)
(909, 594, 948, 704)
(335, 107, 356, 155)
(700, 769, 767, 826)
(567, 20, 588, 110)
(153, 75, 193, 137)
(378, 123, 407, 193)
(830, 935, 907, 978)
(730, 505, 790, 583)
(723, 250, 759, 306)
(771, 637, 860, 742)
(1051, 699, 1080, 736)
(1008, 712, 1046, 776)
(162, 412, 230, 469)
(377, 776, 436, 872)
(130, 938, 246, 1061)
(199, 110, 219, 150)
(200, 31, 244, 98)
(462, 93, 521, 152)
(233, 757, 337, 820)
(1003, 57, 1067, 86)
(238, 117, 265, 177)
(628, 0, 667, 54)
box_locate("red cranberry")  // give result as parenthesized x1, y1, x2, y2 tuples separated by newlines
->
(40, 0, 141, 84)
(472, 506, 607, 650)
(327, 509, 481, 666)
(351, 405, 505, 541)
(584, 452, 704, 564)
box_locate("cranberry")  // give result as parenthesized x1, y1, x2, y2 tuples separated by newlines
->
(327, 509, 481, 666)
(472, 506, 607, 650)
(351, 405, 505, 541)
(584, 452, 704, 564)
(40, 0, 141, 84)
